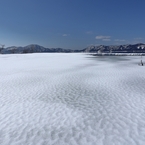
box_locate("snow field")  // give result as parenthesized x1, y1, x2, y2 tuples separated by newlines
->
(0, 53, 145, 145)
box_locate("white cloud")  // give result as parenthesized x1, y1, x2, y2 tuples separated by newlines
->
(95, 35, 111, 40)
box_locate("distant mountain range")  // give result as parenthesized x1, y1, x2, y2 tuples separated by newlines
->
(1, 43, 145, 54)
(0, 44, 81, 54)
(83, 43, 145, 53)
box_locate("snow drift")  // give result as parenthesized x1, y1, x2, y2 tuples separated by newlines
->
(0, 53, 145, 145)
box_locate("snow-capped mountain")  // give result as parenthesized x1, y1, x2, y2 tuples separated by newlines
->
(1, 43, 145, 54)
(83, 43, 145, 53)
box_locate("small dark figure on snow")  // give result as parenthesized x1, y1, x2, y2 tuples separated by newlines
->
(139, 56, 144, 66)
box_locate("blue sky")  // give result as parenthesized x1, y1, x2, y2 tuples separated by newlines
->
(0, 0, 145, 49)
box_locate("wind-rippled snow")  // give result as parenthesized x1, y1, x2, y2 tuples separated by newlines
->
(0, 53, 145, 145)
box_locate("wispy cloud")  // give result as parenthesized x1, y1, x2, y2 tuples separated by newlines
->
(62, 34, 70, 37)
(95, 35, 111, 42)
(134, 37, 143, 40)
(114, 39, 126, 42)
(95, 35, 111, 39)
(102, 38, 111, 41)
(95, 35, 111, 41)
(86, 31, 93, 34)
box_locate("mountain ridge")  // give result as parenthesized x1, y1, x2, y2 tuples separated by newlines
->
(1, 43, 145, 54)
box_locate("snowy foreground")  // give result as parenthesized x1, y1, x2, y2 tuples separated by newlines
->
(0, 53, 145, 145)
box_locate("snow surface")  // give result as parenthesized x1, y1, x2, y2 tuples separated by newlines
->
(0, 53, 145, 145)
